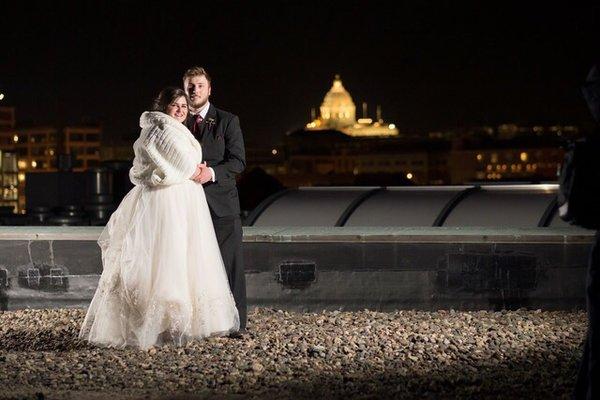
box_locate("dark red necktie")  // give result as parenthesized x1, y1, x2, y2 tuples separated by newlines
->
(192, 114, 203, 134)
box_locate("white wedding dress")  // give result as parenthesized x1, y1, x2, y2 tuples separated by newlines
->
(79, 112, 239, 350)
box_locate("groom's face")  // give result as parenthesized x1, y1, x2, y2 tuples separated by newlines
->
(184, 75, 211, 110)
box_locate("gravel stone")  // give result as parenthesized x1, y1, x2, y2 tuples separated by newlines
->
(0, 307, 587, 399)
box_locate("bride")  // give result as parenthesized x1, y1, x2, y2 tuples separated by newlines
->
(79, 87, 239, 349)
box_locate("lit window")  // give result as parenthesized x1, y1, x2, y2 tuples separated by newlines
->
(520, 152, 528, 162)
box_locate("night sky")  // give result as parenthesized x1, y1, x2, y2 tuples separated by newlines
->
(1, 2, 598, 147)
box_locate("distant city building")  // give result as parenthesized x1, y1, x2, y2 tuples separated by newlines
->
(0, 106, 17, 211)
(280, 130, 441, 187)
(9, 127, 59, 172)
(0, 150, 18, 213)
(446, 124, 577, 184)
(0, 106, 15, 129)
(0, 109, 102, 212)
(305, 75, 399, 137)
(272, 123, 580, 188)
(64, 126, 101, 170)
(241, 76, 579, 189)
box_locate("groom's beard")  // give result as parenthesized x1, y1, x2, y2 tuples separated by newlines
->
(190, 97, 208, 113)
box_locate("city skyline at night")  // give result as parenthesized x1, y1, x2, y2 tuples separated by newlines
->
(1, 2, 598, 148)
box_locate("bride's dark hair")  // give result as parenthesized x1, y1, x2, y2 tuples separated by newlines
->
(151, 87, 189, 113)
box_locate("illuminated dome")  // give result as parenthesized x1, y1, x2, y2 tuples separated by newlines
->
(305, 74, 398, 137)
(319, 75, 356, 128)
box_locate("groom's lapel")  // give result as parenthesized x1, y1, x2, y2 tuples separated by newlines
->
(199, 104, 218, 144)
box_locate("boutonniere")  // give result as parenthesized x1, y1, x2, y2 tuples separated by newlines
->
(206, 117, 223, 139)
(205, 118, 216, 130)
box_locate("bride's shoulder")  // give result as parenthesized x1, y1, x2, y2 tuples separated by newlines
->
(139, 112, 190, 138)
(140, 111, 172, 130)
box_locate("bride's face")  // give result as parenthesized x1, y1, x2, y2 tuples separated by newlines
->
(166, 96, 188, 123)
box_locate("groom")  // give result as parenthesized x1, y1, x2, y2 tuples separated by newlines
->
(183, 66, 247, 336)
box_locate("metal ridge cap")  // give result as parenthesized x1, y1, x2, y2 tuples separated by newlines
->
(0, 226, 104, 241)
(1, 226, 594, 244)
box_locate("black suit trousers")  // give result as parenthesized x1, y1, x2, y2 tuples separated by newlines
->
(574, 232, 600, 399)
(211, 213, 247, 330)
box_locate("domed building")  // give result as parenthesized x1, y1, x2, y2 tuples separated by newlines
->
(318, 75, 356, 129)
(306, 75, 399, 137)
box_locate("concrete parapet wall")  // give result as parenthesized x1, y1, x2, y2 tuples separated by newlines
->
(0, 226, 594, 311)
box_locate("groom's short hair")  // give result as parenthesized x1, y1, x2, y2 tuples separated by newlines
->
(183, 66, 212, 83)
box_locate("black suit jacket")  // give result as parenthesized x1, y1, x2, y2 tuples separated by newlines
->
(186, 104, 246, 217)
